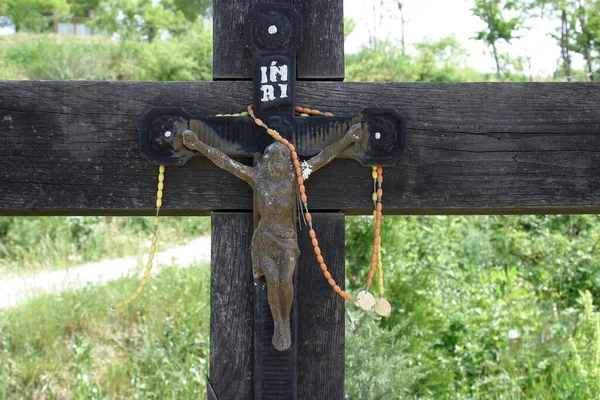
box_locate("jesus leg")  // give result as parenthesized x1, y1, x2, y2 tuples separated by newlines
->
(264, 250, 296, 351)
(277, 249, 296, 348)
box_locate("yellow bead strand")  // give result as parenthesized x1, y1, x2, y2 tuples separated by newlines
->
(357, 166, 391, 316)
(111, 164, 165, 310)
(375, 166, 384, 297)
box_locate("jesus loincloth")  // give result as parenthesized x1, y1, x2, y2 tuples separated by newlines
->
(251, 227, 300, 276)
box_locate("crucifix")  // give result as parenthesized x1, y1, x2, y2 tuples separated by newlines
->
(2, 0, 599, 399)
(181, 125, 363, 352)
(139, 3, 406, 397)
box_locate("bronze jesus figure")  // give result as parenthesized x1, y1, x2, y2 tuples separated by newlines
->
(182, 123, 362, 351)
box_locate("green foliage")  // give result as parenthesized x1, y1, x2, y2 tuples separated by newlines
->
(344, 17, 356, 40)
(0, 216, 210, 274)
(93, 0, 188, 42)
(345, 37, 485, 82)
(412, 36, 484, 82)
(0, 23, 212, 81)
(66, 0, 100, 18)
(531, 0, 600, 80)
(0, 32, 493, 84)
(471, 0, 527, 77)
(110, 20, 213, 81)
(346, 215, 600, 398)
(345, 41, 411, 81)
(0, 0, 212, 37)
(0, 263, 211, 398)
(346, 308, 425, 399)
(472, 0, 524, 43)
(3, 215, 599, 398)
(0, 0, 69, 32)
(0, 35, 118, 80)
(567, 290, 600, 398)
(563, 0, 599, 79)
(172, 0, 212, 22)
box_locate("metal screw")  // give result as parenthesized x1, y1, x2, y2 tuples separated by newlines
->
(164, 131, 172, 138)
(375, 132, 381, 140)
(268, 25, 278, 34)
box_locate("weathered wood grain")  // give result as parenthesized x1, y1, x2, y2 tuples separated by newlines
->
(213, 0, 344, 80)
(1, 81, 600, 215)
(297, 213, 345, 400)
(209, 212, 346, 399)
(253, 276, 298, 399)
(209, 213, 254, 399)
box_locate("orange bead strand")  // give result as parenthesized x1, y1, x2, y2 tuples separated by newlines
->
(248, 104, 355, 303)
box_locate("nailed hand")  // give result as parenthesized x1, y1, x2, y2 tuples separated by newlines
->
(182, 130, 200, 150)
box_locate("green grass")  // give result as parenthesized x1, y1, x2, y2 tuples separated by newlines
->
(0, 216, 210, 276)
(1, 215, 600, 399)
(0, 263, 211, 399)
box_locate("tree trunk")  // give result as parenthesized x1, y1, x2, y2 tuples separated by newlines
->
(576, 0, 595, 81)
(396, 1, 406, 56)
(583, 43, 595, 81)
(482, 0, 502, 80)
(560, 8, 572, 81)
(492, 41, 501, 80)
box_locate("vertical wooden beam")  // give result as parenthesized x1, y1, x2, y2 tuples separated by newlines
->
(209, 214, 346, 400)
(213, 0, 344, 80)
(211, 2, 346, 399)
(253, 279, 298, 398)
(209, 213, 254, 399)
(295, 1, 344, 80)
(297, 213, 345, 399)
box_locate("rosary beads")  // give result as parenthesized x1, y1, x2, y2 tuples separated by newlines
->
(247, 104, 355, 302)
(111, 106, 391, 317)
(249, 104, 391, 316)
(356, 166, 391, 317)
(110, 164, 164, 310)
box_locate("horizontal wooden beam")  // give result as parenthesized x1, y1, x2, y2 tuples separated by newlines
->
(1, 81, 600, 216)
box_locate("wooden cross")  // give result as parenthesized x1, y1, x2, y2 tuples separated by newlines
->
(139, 4, 406, 397)
(1, 0, 599, 398)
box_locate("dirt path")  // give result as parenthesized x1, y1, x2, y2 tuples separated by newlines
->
(0, 236, 211, 309)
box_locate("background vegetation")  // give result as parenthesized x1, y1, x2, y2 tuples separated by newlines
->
(1, 0, 600, 399)
(0, 217, 210, 276)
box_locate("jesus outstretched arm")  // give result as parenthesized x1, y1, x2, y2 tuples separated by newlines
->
(182, 130, 256, 188)
(305, 123, 362, 172)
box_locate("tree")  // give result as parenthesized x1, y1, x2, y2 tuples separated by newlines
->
(172, 0, 211, 22)
(345, 36, 484, 83)
(534, 0, 600, 81)
(471, 0, 526, 79)
(66, 0, 100, 18)
(395, 1, 407, 56)
(572, 0, 599, 81)
(0, 0, 70, 32)
(411, 36, 485, 82)
(93, 0, 187, 42)
(344, 17, 356, 40)
(66, 0, 209, 22)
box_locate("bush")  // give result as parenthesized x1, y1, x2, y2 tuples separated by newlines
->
(345, 215, 600, 398)
(0, 22, 212, 81)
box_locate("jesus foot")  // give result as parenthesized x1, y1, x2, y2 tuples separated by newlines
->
(272, 325, 291, 352)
